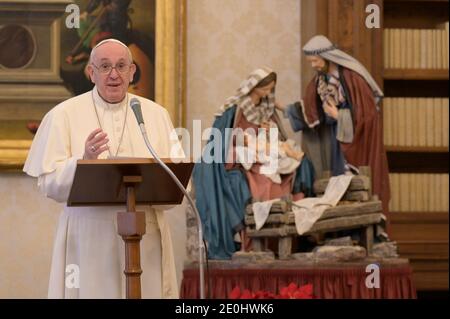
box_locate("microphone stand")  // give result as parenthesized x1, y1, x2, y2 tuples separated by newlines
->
(138, 123, 206, 300)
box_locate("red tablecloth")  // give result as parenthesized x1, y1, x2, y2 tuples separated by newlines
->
(181, 260, 417, 299)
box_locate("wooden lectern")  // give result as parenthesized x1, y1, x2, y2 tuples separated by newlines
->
(67, 158, 194, 299)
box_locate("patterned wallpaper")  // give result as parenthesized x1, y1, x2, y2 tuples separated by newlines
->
(0, 0, 302, 298)
(185, 0, 302, 133)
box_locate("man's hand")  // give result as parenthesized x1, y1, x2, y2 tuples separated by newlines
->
(83, 128, 109, 159)
(324, 99, 339, 120)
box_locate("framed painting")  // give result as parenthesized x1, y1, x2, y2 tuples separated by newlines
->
(0, 0, 186, 171)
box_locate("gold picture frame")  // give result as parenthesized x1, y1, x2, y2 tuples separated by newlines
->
(0, 0, 186, 172)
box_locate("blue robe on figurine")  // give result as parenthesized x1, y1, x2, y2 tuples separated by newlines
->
(193, 106, 315, 259)
(193, 107, 251, 259)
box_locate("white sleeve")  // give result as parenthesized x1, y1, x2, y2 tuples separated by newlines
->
(24, 105, 82, 203)
(37, 156, 81, 203)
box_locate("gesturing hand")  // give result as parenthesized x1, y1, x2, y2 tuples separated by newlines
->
(83, 128, 109, 160)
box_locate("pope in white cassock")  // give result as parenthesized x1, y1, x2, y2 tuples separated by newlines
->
(23, 39, 185, 298)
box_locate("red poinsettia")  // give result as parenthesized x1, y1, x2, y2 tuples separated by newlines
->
(278, 283, 313, 299)
(229, 283, 314, 299)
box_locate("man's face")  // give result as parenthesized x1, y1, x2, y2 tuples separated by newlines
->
(306, 55, 327, 73)
(87, 42, 136, 103)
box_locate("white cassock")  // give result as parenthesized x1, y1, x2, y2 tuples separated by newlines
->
(23, 87, 185, 299)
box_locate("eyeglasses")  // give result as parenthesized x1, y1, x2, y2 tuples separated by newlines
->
(91, 62, 131, 74)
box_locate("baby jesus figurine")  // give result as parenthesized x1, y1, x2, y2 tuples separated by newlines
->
(236, 120, 305, 184)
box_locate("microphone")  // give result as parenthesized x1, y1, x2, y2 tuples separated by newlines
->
(130, 98, 145, 125)
(130, 98, 206, 299)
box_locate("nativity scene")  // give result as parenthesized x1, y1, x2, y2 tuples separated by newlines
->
(1, 0, 447, 302)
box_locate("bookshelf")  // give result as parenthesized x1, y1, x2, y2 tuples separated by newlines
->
(383, 69, 449, 80)
(301, 0, 449, 292)
(381, 0, 449, 291)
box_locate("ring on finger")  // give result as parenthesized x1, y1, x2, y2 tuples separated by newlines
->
(90, 145, 96, 152)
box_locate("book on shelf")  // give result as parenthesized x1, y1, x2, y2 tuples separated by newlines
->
(418, 98, 427, 147)
(420, 29, 428, 69)
(434, 98, 443, 148)
(426, 98, 435, 147)
(443, 98, 449, 147)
